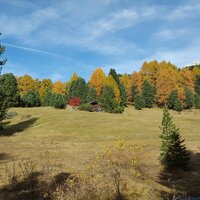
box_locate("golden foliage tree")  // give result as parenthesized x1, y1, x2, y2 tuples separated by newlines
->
(156, 66, 179, 106)
(89, 68, 106, 96)
(130, 71, 143, 92)
(52, 81, 65, 95)
(39, 79, 53, 100)
(105, 75, 121, 103)
(17, 74, 36, 96)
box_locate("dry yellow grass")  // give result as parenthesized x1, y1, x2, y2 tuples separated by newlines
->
(0, 107, 200, 198)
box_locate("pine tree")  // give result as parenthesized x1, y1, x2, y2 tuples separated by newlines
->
(134, 94, 145, 110)
(131, 85, 138, 103)
(160, 107, 190, 168)
(167, 90, 179, 109)
(0, 73, 20, 107)
(0, 33, 7, 129)
(194, 94, 200, 109)
(195, 75, 200, 96)
(21, 91, 41, 107)
(141, 80, 155, 108)
(86, 86, 96, 103)
(119, 83, 128, 107)
(43, 89, 53, 106)
(184, 87, 194, 109)
(174, 99, 183, 112)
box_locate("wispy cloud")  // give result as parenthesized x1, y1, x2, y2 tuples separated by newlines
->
(2, 42, 60, 56)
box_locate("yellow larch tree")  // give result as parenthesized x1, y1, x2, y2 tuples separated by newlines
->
(52, 81, 66, 95)
(105, 75, 121, 103)
(89, 68, 106, 96)
(120, 73, 132, 101)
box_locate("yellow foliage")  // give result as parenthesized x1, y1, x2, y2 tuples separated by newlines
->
(89, 68, 106, 96)
(130, 71, 143, 92)
(105, 75, 121, 103)
(52, 81, 65, 94)
(120, 73, 132, 101)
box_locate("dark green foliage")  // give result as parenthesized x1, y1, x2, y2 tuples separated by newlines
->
(43, 89, 53, 106)
(109, 68, 120, 85)
(131, 85, 138, 103)
(119, 83, 128, 107)
(21, 91, 41, 107)
(167, 90, 183, 112)
(174, 99, 183, 112)
(67, 77, 88, 103)
(195, 75, 200, 96)
(167, 90, 179, 109)
(0, 73, 20, 107)
(160, 107, 190, 168)
(134, 94, 145, 110)
(0, 90, 7, 129)
(79, 103, 92, 112)
(141, 80, 155, 108)
(100, 86, 123, 113)
(50, 93, 66, 109)
(184, 87, 194, 109)
(194, 94, 200, 109)
(86, 86, 96, 103)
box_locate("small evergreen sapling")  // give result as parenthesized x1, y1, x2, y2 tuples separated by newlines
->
(159, 107, 190, 168)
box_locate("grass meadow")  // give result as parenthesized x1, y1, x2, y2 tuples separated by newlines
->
(0, 107, 200, 199)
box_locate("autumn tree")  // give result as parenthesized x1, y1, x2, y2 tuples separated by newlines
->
(89, 68, 106, 96)
(17, 75, 36, 96)
(130, 71, 143, 92)
(156, 64, 179, 106)
(39, 79, 53, 102)
(160, 107, 190, 168)
(52, 81, 65, 95)
(140, 60, 160, 86)
(105, 75, 121, 103)
(0, 73, 20, 107)
(141, 80, 155, 108)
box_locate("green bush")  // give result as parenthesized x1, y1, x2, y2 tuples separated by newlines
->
(50, 93, 66, 109)
(112, 106, 124, 114)
(194, 94, 200, 109)
(79, 103, 92, 112)
(21, 91, 41, 107)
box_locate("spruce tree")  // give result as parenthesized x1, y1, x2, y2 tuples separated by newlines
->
(86, 86, 96, 103)
(174, 99, 183, 112)
(194, 94, 200, 109)
(43, 89, 53, 106)
(21, 91, 41, 107)
(195, 75, 200, 96)
(167, 90, 179, 109)
(134, 94, 145, 110)
(119, 83, 128, 107)
(0, 33, 7, 129)
(141, 80, 155, 108)
(160, 107, 190, 168)
(131, 85, 138, 103)
(184, 87, 194, 109)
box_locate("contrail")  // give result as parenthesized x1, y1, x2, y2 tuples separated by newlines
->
(2, 42, 60, 57)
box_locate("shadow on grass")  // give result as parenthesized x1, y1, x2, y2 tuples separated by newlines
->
(158, 152, 200, 198)
(0, 171, 71, 200)
(0, 118, 38, 136)
(0, 153, 11, 161)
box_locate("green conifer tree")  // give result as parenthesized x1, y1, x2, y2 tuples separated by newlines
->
(195, 75, 200, 96)
(131, 85, 138, 103)
(134, 94, 145, 110)
(141, 80, 155, 108)
(194, 94, 200, 109)
(160, 107, 190, 168)
(184, 87, 194, 109)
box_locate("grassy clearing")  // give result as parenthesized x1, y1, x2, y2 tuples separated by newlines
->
(0, 107, 200, 198)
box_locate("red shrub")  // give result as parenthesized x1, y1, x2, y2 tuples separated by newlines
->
(68, 97, 81, 107)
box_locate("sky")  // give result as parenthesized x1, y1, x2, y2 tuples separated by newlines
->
(0, 0, 200, 82)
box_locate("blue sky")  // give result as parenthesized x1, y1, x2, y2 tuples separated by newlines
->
(0, 0, 200, 82)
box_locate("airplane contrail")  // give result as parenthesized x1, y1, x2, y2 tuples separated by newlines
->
(2, 42, 60, 57)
